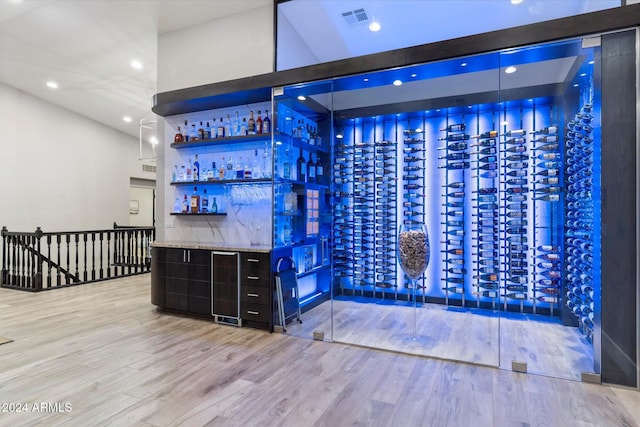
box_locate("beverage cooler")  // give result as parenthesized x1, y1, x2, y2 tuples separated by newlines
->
(275, 35, 607, 382)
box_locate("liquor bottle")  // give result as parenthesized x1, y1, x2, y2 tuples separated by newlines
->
(315, 155, 324, 183)
(441, 123, 466, 132)
(211, 197, 218, 213)
(263, 110, 271, 133)
(182, 194, 189, 213)
(197, 122, 206, 140)
(226, 157, 234, 179)
(205, 122, 212, 139)
(255, 110, 263, 134)
(183, 120, 189, 141)
(174, 126, 184, 143)
(531, 126, 558, 135)
(185, 159, 193, 182)
(297, 149, 306, 182)
(190, 187, 200, 214)
(224, 114, 232, 137)
(504, 129, 526, 137)
(200, 189, 209, 213)
(193, 155, 200, 181)
(190, 124, 198, 141)
(472, 130, 497, 139)
(245, 111, 255, 135)
(208, 162, 217, 180)
(217, 117, 225, 137)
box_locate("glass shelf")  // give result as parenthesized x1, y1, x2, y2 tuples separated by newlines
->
(170, 133, 272, 149)
(170, 212, 227, 216)
(170, 178, 272, 186)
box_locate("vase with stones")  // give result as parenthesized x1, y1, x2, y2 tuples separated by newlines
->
(397, 223, 430, 339)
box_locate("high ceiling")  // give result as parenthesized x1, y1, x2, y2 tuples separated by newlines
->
(0, 0, 271, 140)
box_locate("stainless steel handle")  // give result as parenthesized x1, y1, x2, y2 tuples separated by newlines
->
(247, 293, 260, 297)
(188, 250, 191, 262)
(213, 251, 238, 256)
(247, 310, 260, 315)
(183, 250, 186, 262)
(247, 258, 260, 263)
(247, 276, 260, 280)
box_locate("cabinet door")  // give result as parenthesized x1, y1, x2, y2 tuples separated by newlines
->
(212, 252, 239, 317)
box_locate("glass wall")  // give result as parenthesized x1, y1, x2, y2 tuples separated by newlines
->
(275, 36, 602, 380)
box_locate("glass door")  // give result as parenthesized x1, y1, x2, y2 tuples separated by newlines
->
(272, 82, 334, 341)
(497, 38, 601, 381)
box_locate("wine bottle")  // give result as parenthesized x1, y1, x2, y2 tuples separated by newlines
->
(443, 286, 465, 293)
(439, 134, 469, 142)
(404, 156, 424, 163)
(507, 276, 527, 284)
(475, 194, 497, 203)
(538, 152, 560, 161)
(443, 248, 464, 255)
(506, 161, 528, 170)
(534, 194, 560, 202)
(443, 220, 464, 227)
(470, 147, 496, 155)
(536, 287, 559, 295)
(506, 284, 528, 292)
(473, 243, 499, 251)
(477, 155, 497, 163)
(478, 163, 498, 170)
(506, 178, 528, 186)
(534, 169, 559, 177)
(535, 296, 558, 304)
(441, 239, 463, 246)
(404, 166, 421, 173)
(504, 292, 527, 300)
(506, 227, 527, 235)
(540, 270, 561, 279)
(446, 229, 465, 236)
(506, 218, 527, 226)
(474, 273, 498, 282)
(263, 110, 271, 133)
(506, 203, 527, 211)
(478, 203, 498, 210)
(505, 211, 526, 218)
(447, 211, 464, 217)
(506, 187, 529, 194)
(445, 267, 467, 274)
(477, 283, 499, 291)
(531, 126, 558, 135)
(505, 137, 526, 145)
(307, 153, 316, 183)
(473, 219, 497, 227)
(532, 136, 558, 144)
(506, 145, 526, 153)
(297, 149, 306, 182)
(477, 171, 498, 178)
(444, 202, 464, 208)
(472, 211, 497, 218)
(446, 258, 465, 265)
(439, 162, 470, 170)
(404, 147, 426, 154)
(472, 130, 498, 139)
(506, 194, 527, 202)
(443, 181, 465, 189)
(438, 142, 468, 151)
(439, 152, 470, 161)
(535, 186, 561, 194)
(470, 138, 496, 148)
(447, 191, 466, 198)
(506, 169, 527, 177)
(535, 177, 559, 185)
(441, 123, 466, 132)
(504, 129, 526, 137)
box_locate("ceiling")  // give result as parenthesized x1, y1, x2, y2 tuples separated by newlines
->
(0, 0, 617, 144)
(0, 0, 271, 141)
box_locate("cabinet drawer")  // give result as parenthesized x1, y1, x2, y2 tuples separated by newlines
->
(240, 285, 271, 305)
(240, 253, 270, 276)
(241, 302, 270, 323)
(241, 272, 270, 287)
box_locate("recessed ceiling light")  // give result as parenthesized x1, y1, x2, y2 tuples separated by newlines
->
(411, 73, 417, 78)
(589, 60, 595, 65)
(368, 21, 381, 32)
(505, 66, 517, 74)
(46, 81, 58, 89)
(297, 95, 306, 101)
(528, 98, 533, 102)
(336, 133, 344, 139)
(461, 62, 468, 67)
(123, 116, 132, 123)
(415, 128, 423, 133)
(468, 105, 473, 109)
(511, 0, 524, 4)
(393, 79, 402, 86)
(580, 73, 587, 77)
(364, 78, 369, 82)
(573, 83, 579, 87)
(130, 60, 143, 70)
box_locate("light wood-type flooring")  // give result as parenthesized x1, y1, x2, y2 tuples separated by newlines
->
(286, 297, 594, 380)
(0, 274, 637, 427)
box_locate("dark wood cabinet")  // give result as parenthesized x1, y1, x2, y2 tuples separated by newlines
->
(240, 252, 273, 330)
(151, 246, 273, 331)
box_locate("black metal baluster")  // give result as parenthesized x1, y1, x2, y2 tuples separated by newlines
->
(91, 232, 96, 281)
(106, 231, 112, 278)
(74, 233, 79, 282)
(65, 234, 71, 284)
(56, 235, 61, 286)
(1, 226, 7, 286)
(83, 233, 88, 282)
(46, 235, 52, 288)
(99, 232, 104, 279)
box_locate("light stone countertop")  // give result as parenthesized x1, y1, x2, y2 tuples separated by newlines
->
(151, 240, 271, 253)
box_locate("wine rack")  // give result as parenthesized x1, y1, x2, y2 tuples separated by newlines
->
(564, 102, 596, 340)
(531, 124, 562, 315)
(353, 142, 375, 293)
(333, 142, 355, 295)
(500, 128, 529, 311)
(403, 128, 426, 298)
(375, 140, 398, 297)
(470, 131, 500, 306)
(438, 123, 469, 305)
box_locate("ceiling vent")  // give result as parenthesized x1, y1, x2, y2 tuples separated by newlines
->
(342, 8, 369, 25)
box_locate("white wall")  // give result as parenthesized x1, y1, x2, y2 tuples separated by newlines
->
(157, 5, 274, 93)
(0, 81, 156, 233)
(276, 8, 320, 71)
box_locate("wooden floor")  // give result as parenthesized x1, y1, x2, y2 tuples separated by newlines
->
(0, 275, 637, 427)
(286, 297, 594, 380)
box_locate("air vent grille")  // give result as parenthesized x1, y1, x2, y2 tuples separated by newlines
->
(142, 164, 156, 173)
(342, 8, 369, 25)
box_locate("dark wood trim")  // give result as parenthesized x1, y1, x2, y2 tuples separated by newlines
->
(152, 5, 640, 117)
